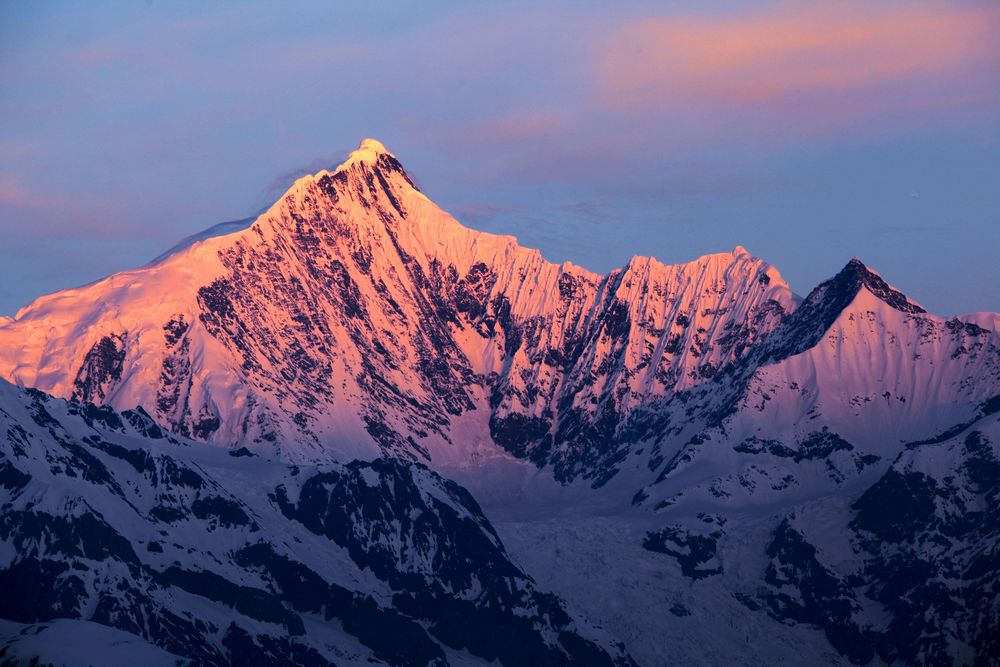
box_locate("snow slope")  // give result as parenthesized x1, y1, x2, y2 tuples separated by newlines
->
(0, 618, 190, 667)
(638, 258, 1000, 513)
(0, 378, 633, 667)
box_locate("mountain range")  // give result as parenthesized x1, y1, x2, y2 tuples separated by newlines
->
(1, 139, 997, 666)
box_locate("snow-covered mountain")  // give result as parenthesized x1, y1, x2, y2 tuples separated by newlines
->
(1, 139, 998, 665)
(637, 257, 1000, 512)
(0, 378, 634, 666)
(0, 139, 797, 483)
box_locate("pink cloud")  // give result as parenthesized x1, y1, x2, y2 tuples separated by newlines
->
(70, 43, 131, 67)
(0, 174, 45, 209)
(458, 113, 564, 144)
(0, 138, 50, 162)
(0, 175, 159, 239)
(600, 3, 1000, 108)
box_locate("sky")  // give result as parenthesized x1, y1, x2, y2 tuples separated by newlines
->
(1, 0, 999, 316)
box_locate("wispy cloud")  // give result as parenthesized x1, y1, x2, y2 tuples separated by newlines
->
(600, 3, 999, 111)
(456, 113, 564, 145)
(0, 174, 42, 209)
(0, 174, 161, 239)
(258, 154, 353, 204)
(1, 1, 998, 315)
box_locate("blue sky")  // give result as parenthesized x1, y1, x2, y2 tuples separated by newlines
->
(1, 1, 998, 315)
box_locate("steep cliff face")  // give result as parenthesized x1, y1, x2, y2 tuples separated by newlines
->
(0, 140, 796, 483)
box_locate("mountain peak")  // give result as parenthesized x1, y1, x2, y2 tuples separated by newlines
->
(834, 257, 925, 314)
(344, 137, 393, 166)
(330, 137, 417, 190)
(755, 257, 927, 368)
(280, 138, 413, 202)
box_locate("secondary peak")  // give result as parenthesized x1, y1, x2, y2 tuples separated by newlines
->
(831, 257, 926, 314)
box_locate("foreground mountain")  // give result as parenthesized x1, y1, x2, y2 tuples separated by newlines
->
(0, 618, 189, 667)
(1, 139, 999, 665)
(492, 403, 1000, 667)
(0, 379, 633, 666)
